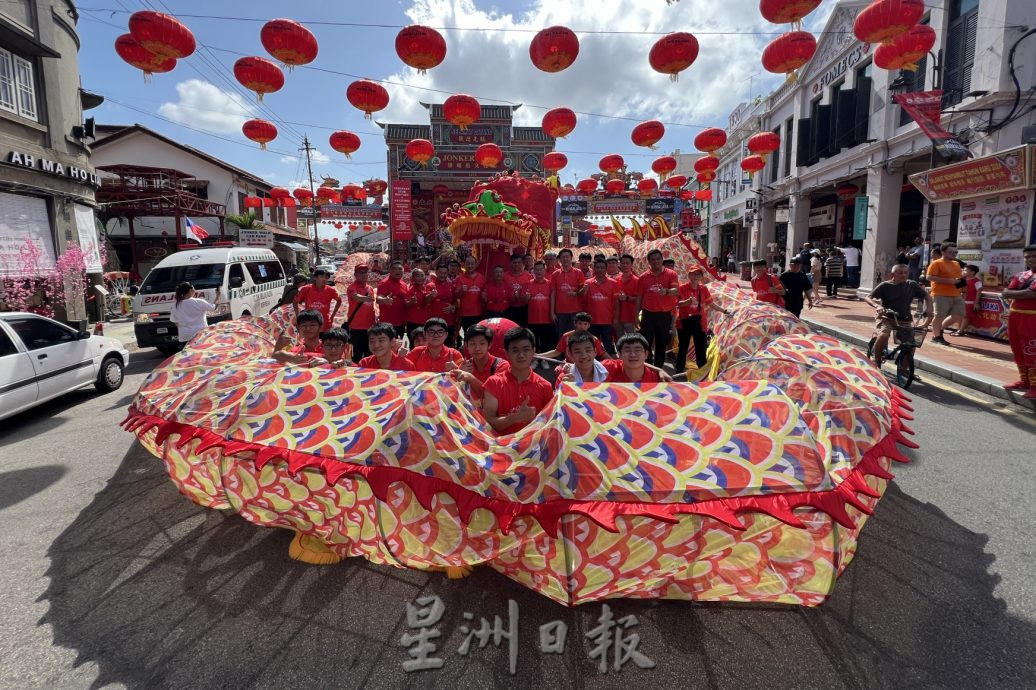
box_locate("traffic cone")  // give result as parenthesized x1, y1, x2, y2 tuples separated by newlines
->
(93, 322, 104, 336)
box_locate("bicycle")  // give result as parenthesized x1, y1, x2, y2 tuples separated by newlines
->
(866, 308, 928, 389)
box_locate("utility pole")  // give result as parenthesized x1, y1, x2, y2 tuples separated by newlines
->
(301, 135, 320, 265)
(922, 49, 943, 267)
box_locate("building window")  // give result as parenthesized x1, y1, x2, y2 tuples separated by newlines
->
(943, 0, 978, 107)
(783, 117, 793, 177)
(769, 126, 781, 183)
(0, 48, 37, 121)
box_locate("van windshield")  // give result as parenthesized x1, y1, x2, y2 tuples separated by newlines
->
(140, 263, 226, 294)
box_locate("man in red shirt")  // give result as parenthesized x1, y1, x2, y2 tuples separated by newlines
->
(550, 248, 587, 336)
(606, 255, 621, 279)
(602, 333, 672, 383)
(675, 266, 713, 373)
(482, 327, 554, 434)
(452, 323, 510, 398)
(376, 260, 408, 331)
(638, 249, 680, 368)
(404, 268, 434, 343)
(484, 265, 511, 319)
(455, 255, 486, 339)
(523, 254, 535, 273)
(750, 260, 786, 305)
(405, 317, 464, 373)
(526, 260, 556, 352)
(543, 250, 560, 278)
(616, 253, 641, 336)
(584, 257, 621, 355)
(294, 268, 341, 327)
(578, 251, 593, 280)
(357, 322, 413, 371)
(504, 253, 532, 326)
(345, 264, 376, 361)
(428, 263, 458, 346)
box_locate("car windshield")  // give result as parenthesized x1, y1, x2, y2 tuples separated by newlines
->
(140, 263, 226, 294)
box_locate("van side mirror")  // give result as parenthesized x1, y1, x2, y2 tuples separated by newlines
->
(229, 276, 244, 288)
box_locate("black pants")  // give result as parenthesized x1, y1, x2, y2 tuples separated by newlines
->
(826, 277, 841, 297)
(589, 324, 616, 356)
(504, 305, 528, 327)
(459, 315, 482, 345)
(675, 316, 708, 372)
(639, 310, 673, 368)
(556, 312, 576, 336)
(351, 329, 370, 362)
(530, 323, 557, 352)
(486, 310, 506, 320)
(784, 300, 804, 318)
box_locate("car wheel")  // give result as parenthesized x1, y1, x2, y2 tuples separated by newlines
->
(95, 355, 125, 392)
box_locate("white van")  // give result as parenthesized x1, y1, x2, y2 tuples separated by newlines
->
(133, 247, 286, 354)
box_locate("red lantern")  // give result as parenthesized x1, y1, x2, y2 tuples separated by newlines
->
(234, 57, 284, 102)
(694, 155, 720, 174)
(529, 26, 580, 73)
(315, 187, 337, 205)
(631, 120, 665, 149)
(649, 32, 700, 82)
(270, 187, 291, 199)
(695, 189, 714, 201)
(875, 24, 936, 71)
(128, 11, 195, 59)
(292, 188, 313, 206)
(599, 154, 625, 174)
(260, 19, 318, 68)
(694, 128, 728, 153)
(242, 119, 277, 149)
(542, 152, 568, 172)
(637, 178, 658, 195)
(747, 131, 781, 160)
(279, 197, 296, 208)
(605, 179, 626, 194)
(365, 179, 388, 197)
(741, 155, 766, 177)
(836, 183, 861, 201)
(114, 34, 175, 81)
(443, 94, 481, 130)
(406, 139, 435, 166)
(395, 25, 447, 73)
(475, 142, 503, 168)
(697, 170, 717, 184)
(665, 175, 688, 189)
(762, 31, 817, 78)
(576, 178, 598, 195)
(651, 155, 677, 180)
(759, 0, 823, 24)
(680, 190, 695, 201)
(560, 184, 576, 196)
(243, 196, 263, 209)
(342, 183, 365, 202)
(432, 184, 450, 200)
(329, 130, 361, 158)
(542, 107, 577, 139)
(334, 222, 344, 229)
(346, 80, 390, 120)
(853, 0, 924, 45)
(348, 223, 358, 231)
(263, 197, 276, 208)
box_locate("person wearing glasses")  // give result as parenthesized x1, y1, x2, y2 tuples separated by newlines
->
(926, 243, 965, 345)
(405, 317, 464, 373)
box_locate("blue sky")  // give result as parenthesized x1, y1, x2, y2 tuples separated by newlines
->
(77, 0, 833, 190)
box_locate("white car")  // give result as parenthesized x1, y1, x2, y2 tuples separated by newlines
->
(0, 312, 130, 422)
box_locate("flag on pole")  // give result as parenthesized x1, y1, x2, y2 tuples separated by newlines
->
(610, 215, 626, 243)
(185, 217, 209, 244)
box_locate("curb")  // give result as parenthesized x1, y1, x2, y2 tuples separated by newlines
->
(802, 318, 1035, 411)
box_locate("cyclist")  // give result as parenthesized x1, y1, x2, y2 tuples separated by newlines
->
(863, 264, 933, 366)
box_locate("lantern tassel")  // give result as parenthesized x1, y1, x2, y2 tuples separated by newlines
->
(785, 70, 799, 84)
(364, 112, 372, 121)
(670, 74, 679, 83)
(259, 142, 267, 150)
(257, 93, 264, 104)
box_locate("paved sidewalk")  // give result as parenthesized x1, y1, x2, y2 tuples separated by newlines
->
(94, 316, 139, 351)
(734, 279, 1033, 410)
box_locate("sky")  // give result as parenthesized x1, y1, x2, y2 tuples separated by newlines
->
(77, 0, 835, 195)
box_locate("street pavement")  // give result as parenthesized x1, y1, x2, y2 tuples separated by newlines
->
(1, 339, 1035, 689)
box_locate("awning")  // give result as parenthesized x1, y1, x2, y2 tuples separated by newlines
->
(0, 16, 60, 58)
(277, 241, 310, 252)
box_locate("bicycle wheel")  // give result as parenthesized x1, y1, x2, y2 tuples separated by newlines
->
(895, 348, 915, 389)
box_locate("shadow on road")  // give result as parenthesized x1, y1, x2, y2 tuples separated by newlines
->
(41, 445, 1036, 689)
(0, 464, 67, 510)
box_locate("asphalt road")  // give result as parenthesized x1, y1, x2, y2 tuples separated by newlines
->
(1, 347, 1034, 689)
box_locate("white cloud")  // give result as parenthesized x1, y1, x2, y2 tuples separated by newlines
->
(158, 79, 254, 134)
(280, 149, 330, 165)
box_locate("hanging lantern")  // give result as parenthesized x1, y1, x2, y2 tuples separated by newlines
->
(315, 187, 336, 205)
(696, 189, 714, 201)
(529, 26, 580, 73)
(541, 107, 577, 138)
(599, 154, 625, 174)
(243, 196, 263, 209)
(651, 155, 678, 181)
(853, 0, 925, 45)
(542, 152, 568, 172)
(263, 197, 276, 208)
(576, 178, 598, 195)
(234, 57, 284, 102)
(128, 11, 195, 59)
(405, 139, 435, 166)
(114, 34, 175, 81)
(694, 155, 720, 174)
(443, 94, 481, 130)
(260, 18, 318, 68)
(560, 184, 576, 196)
(475, 142, 503, 168)
(342, 183, 365, 202)
(346, 79, 390, 120)
(432, 184, 450, 200)
(747, 131, 782, 160)
(761, 31, 817, 80)
(697, 170, 717, 184)
(649, 32, 700, 82)
(604, 179, 626, 195)
(242, 119, 277, 149)
(329, 130, 361, 158)
(836, 183, 861, 201)
(665, 174, 688, 189)
(694, 128, 728, 153)
(741, 155, 767, 177)
(637, 178, 659, 195)
(279, 197, 296, 208)
(270, 187, 291, 199)
(395, 25, 447, 73)
(292, 188, 314, 206)
(631, 120, 666, 149)
(680, 190, 695, 201)
(759, 0, 823, 24)
(348, 223, 358, 232)
(875, 24, 936, 71)
(365, 179, 388, 197)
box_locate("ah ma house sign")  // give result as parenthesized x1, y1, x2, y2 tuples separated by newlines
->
(6, 151, 101, 187)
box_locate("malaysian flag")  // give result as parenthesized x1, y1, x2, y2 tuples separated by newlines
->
(185, 217, 209, 244)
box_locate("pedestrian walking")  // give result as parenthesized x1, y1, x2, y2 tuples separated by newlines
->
(926, 243, 965, 345)
(841, 242, 862, 289)
(824, 248, 844, 298)
(779, 257, 813, 318)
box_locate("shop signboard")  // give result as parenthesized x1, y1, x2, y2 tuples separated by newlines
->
(808, 204, 835, 227)
(775, 208, 790, 223)
(390, 180, 413, 241)
(239, 229, 274, 248)
(852, 196, 868, 240)
(559, 199, 587, 216)
(296, 206, 321, 220)
(591, 199, 641, 214)
(909, 146, 1029, 203)
(644, 197, 675, 215)
(723, 207, 742, 221)
(955, 190, 1031, 285)
(319, 204, 384, 221)
(446, 125, 496, 145)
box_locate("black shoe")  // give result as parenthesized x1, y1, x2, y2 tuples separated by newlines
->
(931, 336, 949, 345)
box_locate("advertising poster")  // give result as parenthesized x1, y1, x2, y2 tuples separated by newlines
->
(955, 190, 1031, 286)
(390, 180, 413, 241)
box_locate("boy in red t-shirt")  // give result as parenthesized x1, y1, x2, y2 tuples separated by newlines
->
(602, 332, 672, 383)
(505, 253, 532, 326)
(675, 266, 713, 372)
(750, 260, 786, 305)
(452, 323, 510, 399)
(294, 268, 341, 327)
(539, 312, 605, 363)
(428, 263, 458, 346)
(405, 317, 464, 373)
(482, 327, 554, 434)
(376, 260, 409, 329)
(616, 254, 641, 336)
(954, 264, 982, 337)
(404, 268, 434, 343)
(357, 322, 413, 371)
(584, 257, 620, 355)
(345, 264, 377, 361)
(526, 260, 556, 352)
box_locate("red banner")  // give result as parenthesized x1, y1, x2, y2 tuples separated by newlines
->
(909, 147, 1030, 202)
(893, 91, 969, 162)
(390, 180, 413, 241)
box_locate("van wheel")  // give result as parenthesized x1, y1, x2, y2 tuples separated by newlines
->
(95, 355, 124, 392)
